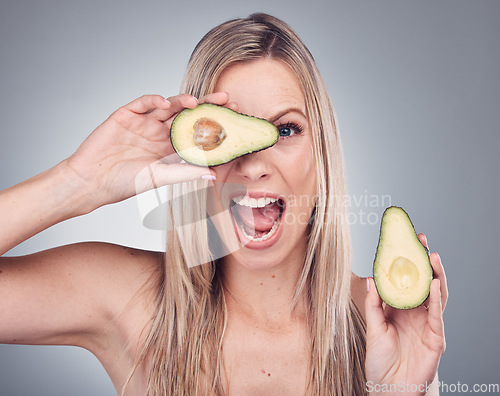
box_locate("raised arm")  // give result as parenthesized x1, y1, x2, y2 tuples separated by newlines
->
(0, 94, 215, 256)
(0, 160, 92, 256)
(0, 93, 229, 349)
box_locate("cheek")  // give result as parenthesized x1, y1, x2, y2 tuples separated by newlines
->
(296, 145, 316, 190)
(286, 146, 318, 218)
(303, 145, 315, 175)
(303, 146, 318, 213)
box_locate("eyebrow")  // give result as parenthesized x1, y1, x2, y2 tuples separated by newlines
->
(268, 108, 307, 124)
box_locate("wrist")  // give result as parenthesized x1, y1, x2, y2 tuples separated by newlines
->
(49, 159, 100, 217)
(0, 160, 100, 255)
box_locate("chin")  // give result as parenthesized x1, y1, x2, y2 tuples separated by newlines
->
(229, 249, 284, 271)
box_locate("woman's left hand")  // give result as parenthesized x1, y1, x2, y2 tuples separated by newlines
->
(364, 233, 447, 395)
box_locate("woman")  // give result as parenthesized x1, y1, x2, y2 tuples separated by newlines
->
(0, 13, 447, 395)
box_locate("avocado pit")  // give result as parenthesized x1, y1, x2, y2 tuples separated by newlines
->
(388, 256, 419, 289)
(193, 118, 226, 151)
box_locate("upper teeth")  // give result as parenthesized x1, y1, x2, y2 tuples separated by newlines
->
(232, 196, 278, 208)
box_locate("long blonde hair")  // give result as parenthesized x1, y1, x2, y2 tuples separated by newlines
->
(124, 13, 366, 395)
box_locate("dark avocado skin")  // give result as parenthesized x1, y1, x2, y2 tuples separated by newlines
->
(373, 206, 433, 309)
(170, 103, 279, 167)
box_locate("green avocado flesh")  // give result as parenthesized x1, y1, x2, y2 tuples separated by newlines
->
(170, 103, 279, 166)
(373, 206, 433, 309)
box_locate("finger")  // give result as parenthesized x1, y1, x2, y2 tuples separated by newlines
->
(225, 101, 240, 112)
(150, 161, 217, 186)
(417, 233, 429, 253)
(199, 91, 230, 106)
(164, 94, 199, 129)
(427, 279, 445, 338)
(124, 94, 171, 114)
(166, 93, 199, 113)
(430, 252, 448, 311)
(198, 92, 241, 114)
(147, 108, 176, 122)
(365, 277, 388, 335)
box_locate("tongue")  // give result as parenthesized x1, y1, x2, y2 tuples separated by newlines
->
(233, 201, 280, 232)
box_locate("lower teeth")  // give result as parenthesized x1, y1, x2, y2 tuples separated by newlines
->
(241, 218, 279, 242)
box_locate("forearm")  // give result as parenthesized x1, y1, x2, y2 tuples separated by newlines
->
(0, 160, 95, 256)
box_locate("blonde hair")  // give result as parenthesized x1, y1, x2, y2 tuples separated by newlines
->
(123, 13, 366, 395)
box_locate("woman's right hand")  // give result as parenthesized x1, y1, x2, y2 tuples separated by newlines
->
(63, 93, 225, 211)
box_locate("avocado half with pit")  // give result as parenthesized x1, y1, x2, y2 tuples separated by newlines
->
(170, 103, 279, 166)
(373, 206, 433, 309)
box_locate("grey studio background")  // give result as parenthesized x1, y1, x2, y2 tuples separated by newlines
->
(0, 0, 499, 395)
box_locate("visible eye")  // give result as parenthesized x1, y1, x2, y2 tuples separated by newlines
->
(277, 122, 304, 139)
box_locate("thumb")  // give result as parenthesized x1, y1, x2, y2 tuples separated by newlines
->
(134, 161, 216, 194)
(365, 277, 388, 335)
(150, 162, 216, 187)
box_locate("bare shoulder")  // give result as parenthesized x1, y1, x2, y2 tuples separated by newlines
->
(0, 242, 162, 351)
(350, 272, 367, 321)
(69, 242, 162, 306)
(55, 242, 163, 343)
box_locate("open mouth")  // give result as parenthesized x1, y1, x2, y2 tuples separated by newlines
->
(229, 195, 286, 244)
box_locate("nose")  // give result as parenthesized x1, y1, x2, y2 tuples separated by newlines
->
(233, 150, 272, 182)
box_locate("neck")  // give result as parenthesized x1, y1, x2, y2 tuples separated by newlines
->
(219, 250, 309, 330)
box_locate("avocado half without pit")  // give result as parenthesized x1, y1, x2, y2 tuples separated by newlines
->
(373, 206, 433, 309)
(170, 103, 279, 166)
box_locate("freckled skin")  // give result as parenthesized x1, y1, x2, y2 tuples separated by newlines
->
(208, 59, 313, 394)
(212, 59, 317, 272)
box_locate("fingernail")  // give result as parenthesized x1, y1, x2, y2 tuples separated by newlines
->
(201, 174, 216, 181)
(163, 98, 171, 104)
(366, 278, 370, 292)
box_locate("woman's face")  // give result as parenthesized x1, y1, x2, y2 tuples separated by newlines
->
(208, 58, 317, 270)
